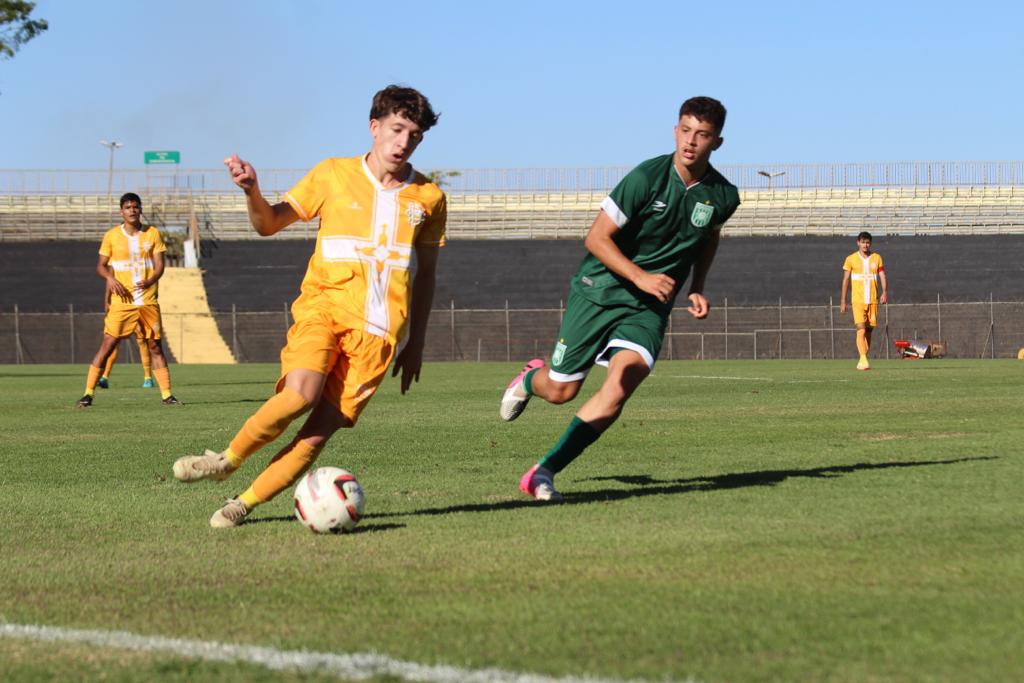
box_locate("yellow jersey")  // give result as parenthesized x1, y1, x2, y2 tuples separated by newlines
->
(284, 156, 447, 345)
(843, 251, 884, 304)
(99, 224, 166, 307)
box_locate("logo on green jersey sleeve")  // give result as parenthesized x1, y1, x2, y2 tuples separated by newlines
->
(691, 202, 715, 228)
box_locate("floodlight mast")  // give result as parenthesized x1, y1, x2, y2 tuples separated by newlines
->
(757, 170, 786, 191)
(100, 140, 124, 199)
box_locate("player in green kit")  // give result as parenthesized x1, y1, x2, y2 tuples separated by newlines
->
(500, 96, 740, 501)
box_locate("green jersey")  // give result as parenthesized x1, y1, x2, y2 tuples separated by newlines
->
(571, 153, 740, 310)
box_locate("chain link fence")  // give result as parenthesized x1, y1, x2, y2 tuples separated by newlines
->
(2, 298, 1022, 364)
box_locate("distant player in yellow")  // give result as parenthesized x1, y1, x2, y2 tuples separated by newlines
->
(98, 284, 155, 389)
(840, 231, 888, 370)
(76, 192, 179, 407)
(172, 85, 446, 528)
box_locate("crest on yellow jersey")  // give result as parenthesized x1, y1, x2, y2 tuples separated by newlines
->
(406, 201, 426, 227)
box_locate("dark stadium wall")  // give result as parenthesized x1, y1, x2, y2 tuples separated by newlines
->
(2, 236, 1021, 313)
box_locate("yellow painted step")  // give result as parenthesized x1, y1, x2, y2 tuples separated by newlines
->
(159, 268, 236, 364)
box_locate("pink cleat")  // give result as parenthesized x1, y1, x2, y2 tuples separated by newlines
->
(500, 358, 545, 421)
(519, 464, 563, 502)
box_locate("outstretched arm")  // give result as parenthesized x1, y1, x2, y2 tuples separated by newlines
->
(224, 154, 298, 236)
(392, 244, 440, 394)
(584, 211, 676, 304)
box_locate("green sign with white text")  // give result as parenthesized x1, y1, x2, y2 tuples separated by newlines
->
(144, 151, 180, 164)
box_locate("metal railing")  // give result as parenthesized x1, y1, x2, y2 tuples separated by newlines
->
(3, 297, 1021, 364)
(3, 160, 1024, 194)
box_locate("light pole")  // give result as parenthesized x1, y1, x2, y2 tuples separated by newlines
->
(100, 140, 123, 199)
(757, 170, 786, 191)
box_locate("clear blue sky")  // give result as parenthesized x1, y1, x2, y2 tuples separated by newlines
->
(2, 0, 1022, 172)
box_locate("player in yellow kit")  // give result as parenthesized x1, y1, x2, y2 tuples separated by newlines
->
(840, 231, 888, 370)
(76, 193, 179, 407)
(98, 284, 155, 389)
(172, 85, 446, 528)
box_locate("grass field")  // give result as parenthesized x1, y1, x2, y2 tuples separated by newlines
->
(1, 360, 1022, 682)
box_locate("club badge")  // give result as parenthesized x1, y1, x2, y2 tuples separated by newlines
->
(691, 202, 714, 228)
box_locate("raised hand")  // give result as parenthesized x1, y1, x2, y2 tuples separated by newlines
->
(224, 154, 257, 192)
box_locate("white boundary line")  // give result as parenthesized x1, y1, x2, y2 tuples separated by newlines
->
(668, 374, 773, 381)
(667, 374, 850, 384)
(0, 622, 698, 683)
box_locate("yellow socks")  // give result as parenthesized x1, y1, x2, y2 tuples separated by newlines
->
(103, 347, 118, 378)
(84, 365, 102, 396)
(248, 439, 322, 504)
(224, 447, 245, 469)
(856, 329, 869, 356)
(227, 388, 311, 463)
(238, 488, 263, 509)
(138, 338, 152, 379)
(153, 367, 172, 399)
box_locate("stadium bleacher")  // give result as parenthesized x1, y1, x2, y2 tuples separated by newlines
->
(2, 184, 1022, 242)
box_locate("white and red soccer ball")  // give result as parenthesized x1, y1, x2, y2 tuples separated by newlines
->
(293, 467, 365, 533)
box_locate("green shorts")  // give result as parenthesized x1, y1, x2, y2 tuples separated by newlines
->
(548, 289, 667, 382)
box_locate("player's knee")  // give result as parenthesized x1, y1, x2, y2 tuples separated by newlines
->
(299, 406, 351, 442)
(547, 381, 580, 404)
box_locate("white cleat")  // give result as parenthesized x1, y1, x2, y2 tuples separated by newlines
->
(500, 358, 545, 421)
(172, 449, 236, 483)
(210, 498, 250, 528)
(519, 464, 563, 502)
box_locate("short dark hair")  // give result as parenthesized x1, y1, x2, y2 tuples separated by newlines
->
(679, 96, 727, 133)
(370, 85, 439, 132)
(857, 231, 873, 241)
(119, 192, 142, 208)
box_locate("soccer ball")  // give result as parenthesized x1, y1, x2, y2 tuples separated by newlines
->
(293, 467, 365, 534)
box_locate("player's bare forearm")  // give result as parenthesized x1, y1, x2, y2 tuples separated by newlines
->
(225, 154, 297, 236)
(879, 272, 889, 303)
(136, 253, 165, 291)
(584, 212, 645, 283)
(840, 272, 850, 311)
(245, 192, 296, 237)
(97, 256, 129, 299)
(407, 281, 435, 348)
(688, 229, 721, 296)
(152, 252, 165, 282)
(584, 211, 675, 303)
(393, 246, 439, 393)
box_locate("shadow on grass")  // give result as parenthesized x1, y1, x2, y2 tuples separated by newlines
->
(244, 515, 406, 534)
(369, 455, 997, 519)
(176, 398, 271, 406)
(182, 380, 275, 387)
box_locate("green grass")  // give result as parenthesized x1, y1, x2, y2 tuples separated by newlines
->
(1, 360, 1022, 682)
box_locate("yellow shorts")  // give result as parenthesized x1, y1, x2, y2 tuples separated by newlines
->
(276, 309, 396, 425)
(852, 303, 877, 327)
(105, 304, 163, 340)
